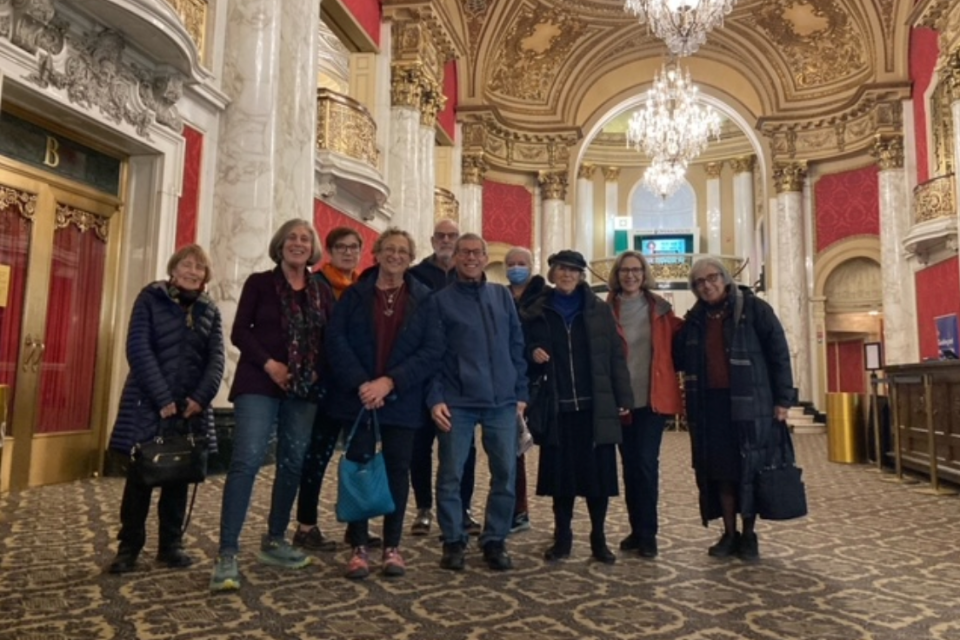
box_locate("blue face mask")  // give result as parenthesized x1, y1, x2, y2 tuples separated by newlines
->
(506, 266, 531, 285)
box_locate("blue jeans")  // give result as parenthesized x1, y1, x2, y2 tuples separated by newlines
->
(218, 394, 317, 555)
(618, 408, 667, 541)
(436, 405, 517, 546)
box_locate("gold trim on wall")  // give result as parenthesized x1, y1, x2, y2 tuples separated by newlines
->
(434, 187, 459, 224)
(913, 174, 956, 224)
(163, 0, 208, 64)
(316, 88, 379, 169)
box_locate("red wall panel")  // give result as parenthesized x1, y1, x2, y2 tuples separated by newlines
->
(827, 343, 838, 392)
(175, 125, 203, 248)
(438, 60, 457, 141)
(916, 257, 960, 359)
(909, 27, 939, 185)
(341, 0, 381, 46)
(312, 200, 378, 270)
(482, 181, 533, 249)
(827, 341, 866, 393)
(814, 165, 879, 253)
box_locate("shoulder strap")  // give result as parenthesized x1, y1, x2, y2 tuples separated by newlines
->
(342, 408, 381, 451)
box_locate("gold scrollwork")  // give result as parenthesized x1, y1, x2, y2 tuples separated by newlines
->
(390, 65, 424, 109)
(420, 79, 447, 127)
(577, 163, 596, 180)
(316, 89, 379, 170)
(591, 255, 745, 284)
(872, 135, 904, 171)
(163, 0, 207, 62)
(601, 166, 620, 182)
(0, 185, 38, 220)
(704, 162, 723, 179)
(773, 162, 806, 193)
(434, 187, 459, 224)
(462, 152, 487, 185)
(730, 156, 755, 174)
(931, 74, 956, 176)
(538, 170, 567, 201)
(55, 203, 108, 241)
(913, 174, 956, 224)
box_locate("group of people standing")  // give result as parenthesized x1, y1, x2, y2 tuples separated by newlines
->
(106, 215, 797, 591)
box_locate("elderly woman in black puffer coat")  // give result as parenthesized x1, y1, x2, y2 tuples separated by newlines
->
(106, 244, 224, 574)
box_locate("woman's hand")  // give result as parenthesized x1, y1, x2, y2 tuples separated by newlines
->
(532, 348, 551, 364)
(774, 406, 789, 422)
(159, 402, 177, 419)
(359, 377, 393, 410)
(431, 403, 452, 432)
(264, 359, 290, 391)
(183, 398, 203, 418)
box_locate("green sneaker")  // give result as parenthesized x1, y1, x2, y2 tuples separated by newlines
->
(210, 555, 241, 592)
(258, 536, 311, 569)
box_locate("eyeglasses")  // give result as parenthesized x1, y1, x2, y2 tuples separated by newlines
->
(434, 232, 459, 241)
(457, 248, 485, 258)
(692, 272, 723, 288)
(333, 243, 361, 253)
(380, 246, 411, 257)
(618, 267, 644, 276)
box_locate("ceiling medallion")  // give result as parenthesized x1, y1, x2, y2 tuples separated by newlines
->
(643, 158, 688, 198)
(623, 0, 737, 57)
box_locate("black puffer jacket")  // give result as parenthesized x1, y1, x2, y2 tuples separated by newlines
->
(109, 282, 224, 453)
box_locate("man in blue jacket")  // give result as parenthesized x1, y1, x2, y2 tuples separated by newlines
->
(428, 233, 528, 571)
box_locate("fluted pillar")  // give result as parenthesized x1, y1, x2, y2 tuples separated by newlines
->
(731, 156, 756, 284)
(539, 170, 569, 267)
(461, 152, 486, 235)
(603, 166, 620, 255)
(774, 162, 810, 401)
(576, 164, 596, 262)
(705, 162, 722, 253)
(872, 135, 915, 365)
(210, 0, 319, 395)
(387, 66, 423, 239)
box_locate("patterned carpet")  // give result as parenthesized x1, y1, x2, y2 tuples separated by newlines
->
(3, 432, 960, 640)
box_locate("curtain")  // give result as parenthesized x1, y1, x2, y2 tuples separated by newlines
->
(0, 191, 33, 418)
(36, 221, 106, 434)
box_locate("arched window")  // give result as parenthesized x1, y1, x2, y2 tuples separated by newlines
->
(630, 180, 696, 230)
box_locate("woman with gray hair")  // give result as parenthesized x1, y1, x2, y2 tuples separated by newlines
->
(210, 218, 335, 591)
(673, 257, 796, 562)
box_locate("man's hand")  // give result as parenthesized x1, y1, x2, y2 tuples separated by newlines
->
(516, 401, 527, 417)
(183, 398, 203, 418)
(431, 403, 452, 432)
(775, 406, 789, 422)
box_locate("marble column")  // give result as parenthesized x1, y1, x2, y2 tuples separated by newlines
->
(539, 170, 569, 266)
(461, 152, 486, 235)
(774, 162, 810, 402)
(603, 166, 620, 255)
(731, 156, 756, 283)
(873, 135, 915, 365)
(210, 0, 319, 396)
(705, 162, 722, 254)
(419, 83, 442, 253)
(576, 164, 596, 263)
(387, 66, 423, 239)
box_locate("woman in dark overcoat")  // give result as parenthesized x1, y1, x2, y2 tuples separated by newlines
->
(673, 256, 796, 562)
(107, 244, 224, 574)
(522, 250, 633, 564)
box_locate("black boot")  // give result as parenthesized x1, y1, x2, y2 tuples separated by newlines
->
(108, 547, 140, 574)
(590, 532, 616, 565)
(544, 529, 572, 561)
(156, 547, 194, 568)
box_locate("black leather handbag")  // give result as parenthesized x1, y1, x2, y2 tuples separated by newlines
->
(755, 422, 808, 521)
(131, 419, 208, 487)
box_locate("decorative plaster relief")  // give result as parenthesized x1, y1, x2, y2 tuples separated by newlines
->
(538, 169, 567, 201)
(872, 135, 904, 171)
(823, 257, 882, 312)
(460, 111, 579, 171)
(462, 152, 487, 185)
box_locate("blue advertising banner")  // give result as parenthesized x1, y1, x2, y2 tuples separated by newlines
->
(935, 314, 959, 357)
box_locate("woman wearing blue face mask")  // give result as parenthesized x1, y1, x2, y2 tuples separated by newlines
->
(504, 247, 546, 534)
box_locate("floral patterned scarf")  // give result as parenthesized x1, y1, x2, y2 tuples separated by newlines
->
(274, 267, 328, 399)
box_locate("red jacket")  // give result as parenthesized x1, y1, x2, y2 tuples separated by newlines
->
(607, 290, 684, 416)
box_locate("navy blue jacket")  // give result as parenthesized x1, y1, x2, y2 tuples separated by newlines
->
(409, 254, 457, 292)
(427, 278, 528, 409)
(109, 282, 225, 453)
(325, 268, 442, 428)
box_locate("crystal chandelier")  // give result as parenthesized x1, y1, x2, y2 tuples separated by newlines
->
(625, 61, 722, 166)
(623, 0, 737, 57)
(642, 158, 688, 199)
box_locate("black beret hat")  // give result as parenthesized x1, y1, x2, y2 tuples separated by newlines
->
(547, 250, 587, 271)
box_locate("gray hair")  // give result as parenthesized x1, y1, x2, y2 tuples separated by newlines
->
(454, 232, 487, 254)
(268, 219, 322, 266)
(505, 246, 533, 264)
(688, 256, 735, 298)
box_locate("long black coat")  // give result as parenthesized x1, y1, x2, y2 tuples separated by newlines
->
(674, 285, 796, 524)
(522, 282, 633, 446)
(109, 282, 225, 454)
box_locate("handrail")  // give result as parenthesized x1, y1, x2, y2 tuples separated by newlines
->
(590, 254, 747, 284)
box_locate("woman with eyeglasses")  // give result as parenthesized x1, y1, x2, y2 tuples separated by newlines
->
(605, 251, 682, 559)
(673, 257, 795, 562)
(293, 227, 366, 554)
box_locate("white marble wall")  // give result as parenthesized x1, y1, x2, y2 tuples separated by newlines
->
(954, 101, 960, 227)
(733, 169, 754, 283)
(576, 175, 594, 262)
(542, 198, 566, 264)
(605, 179, 619, 256)
(461, 184, 483, 235)
(419, 125, 436, 250)
(878, 166, 914, 365)
(776, 190, 811, 401)
(387, 107, 422, 237)
(706, 174, 722, 253)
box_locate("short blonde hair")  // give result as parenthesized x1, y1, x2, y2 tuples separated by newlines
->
(167, 244, 212, 284)
(268, 219, 322, 266)
(607, 250, 657, 293)
(373, 227, 417, 261)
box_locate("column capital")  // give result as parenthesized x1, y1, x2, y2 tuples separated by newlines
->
(730, 155, 755, 174)
(705, 162, 723, 179)
(420, 79, 446, 127)
(871, 134, 905, 171)
(773, 162, 807, 193)
(390, 64, 424, 109)
(462, 152, 487, 185)
(538, 170, 568, 201)
(944, 47, 960, 103)
(601, 166, 620, 182)
(577, 163, 596, 180)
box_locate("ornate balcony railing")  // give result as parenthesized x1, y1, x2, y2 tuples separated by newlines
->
(316, 89, 379, 170)
(434, 187, 459, 224)
(590, 254, 747, 286)
(913, 174, 956, 224)
(164, 0, 208, 61)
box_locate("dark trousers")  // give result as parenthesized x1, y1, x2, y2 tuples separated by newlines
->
(514, 453, 528, 516)
(618, 407, 667, 541)
(345, 423, 417, 549)
(552, 495, 609, 545)
(117, 469, 188, 554)
(410, 421, 476, 511)
(296, 409, 341, 526)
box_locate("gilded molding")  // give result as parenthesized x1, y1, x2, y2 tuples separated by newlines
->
(946, 49, 960, 103)
(913, 1, 960, 64)
(462, 152, 487, 185)
(163, 0, 207, 62)
(538, 170, 568, 201)
(316, 89, 379, 169)
(420, 80, 446, 127)
(602, 166, 621, 182)
(913, 174, 956, 224)
(434, 187, 459, 224)
(591, 256, 745, 285)
(577, 163, 596, 181)
(390, 65, 424, 109)
(730, 156, 755, 174)
(55, 203, 109, 241)
(705, 162, 723, 179)
(457, 110, 579, 172)
(872, 135, 904, 171)
(0, 185, 38, 220)
(773, 162, 806, 193)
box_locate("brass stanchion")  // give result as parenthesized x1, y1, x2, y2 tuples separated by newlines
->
(913, 374, 957, 495)
(882, 376, 918, 484)
(868, 373, 889, 473)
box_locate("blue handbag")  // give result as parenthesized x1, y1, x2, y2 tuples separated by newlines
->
(335, 409, 396, 523)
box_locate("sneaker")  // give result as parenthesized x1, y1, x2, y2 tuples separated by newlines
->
(637, 538, 658, 559)
(156, 548, 193, 568)
(410, 509, 432, 536)
(440, 541, 466, 571)
(464, 510, 482, 536)
(210, 555, 241, 592)
(509, 512, 531, 534)
(293, 526, 337, 552)
(345, 546, 370, 580)
(258, 536, 311, 569)
(708, 531, 741, 558)
(382, 547, 406, 577)
(107, 549, 139, 574)
(738, 532, 760, 562)
(482, 540, 513, 571)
